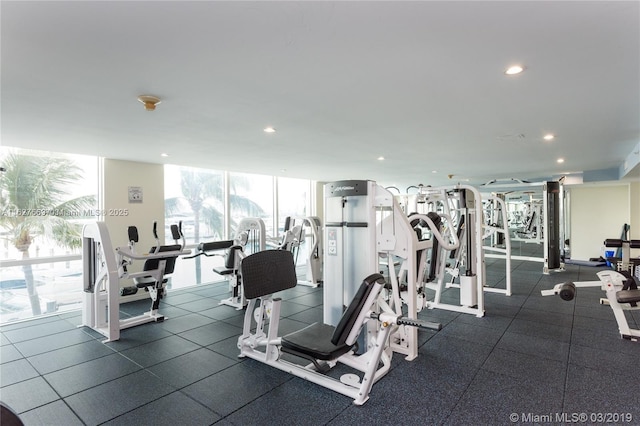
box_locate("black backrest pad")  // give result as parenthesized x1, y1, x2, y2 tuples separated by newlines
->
(128, 226, 139, 243)
(331, 273, 385, 346)
(170, 224, 181, 240)
(225, 245, 243, 269)
(143, 244, 181, 274)
(241, 250, 298, 299)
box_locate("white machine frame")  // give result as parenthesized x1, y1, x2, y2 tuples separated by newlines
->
(295, 216, 323, 287)
(481, 179, 565, 275)
(323, 180, 459, 361)
(482, 194, 513, 296)
(237, 250, 441, 405)
(81, 221, 190, 342)
(218, 217, 266, 309)
(277, 216, 323, 287)
(402, 184, 490, 316)
(542, 270, 640, 341)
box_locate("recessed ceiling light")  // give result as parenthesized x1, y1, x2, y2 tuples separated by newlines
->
(160, 153, 169, 157)
(264, 126, 276, 133)
(505, 65, 525, 75)
(543, 134, 555, 141)
(432, 170, 438, 174)
(557, 158, 565, 164)
(378, 156, 385, 161)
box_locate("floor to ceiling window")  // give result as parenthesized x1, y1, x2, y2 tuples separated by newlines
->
(0, 147, 98, 324)
(0, 154, 314, 324)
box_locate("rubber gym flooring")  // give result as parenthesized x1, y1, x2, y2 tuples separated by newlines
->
(1, 246, 639, 425)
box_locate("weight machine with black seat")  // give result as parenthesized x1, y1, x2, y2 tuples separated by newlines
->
(603, 238, 640, 275)
(237, 249, 441, 405)
(542, 269, 640, 341)
(186, 217, 266, 309)
(186, 239, 246, 309)
(82, 221, 190, 342)
(399, 184, 490, 316)
(542, 237, 640, 341)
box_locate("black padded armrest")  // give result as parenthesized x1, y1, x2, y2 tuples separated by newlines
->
(199, 240, 234, 252)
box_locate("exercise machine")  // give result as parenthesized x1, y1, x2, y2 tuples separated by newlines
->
(279, 216, 323, 287)
(399, 184, 491, 315)
(237, 249, 441, 405)
(481, 179, 565, 274)
(81, 221, 190, 342)
(218, 217, 266, 309)
(184, 238, 244, 309)
(604, 238, 640, 275)
(482, 194, 512, 296)
(422, 185, 487, 316)
(542, 269, 640, 341)
(186, 217, 266, 310)
(323, 180, 456, 360)
(324, 180, 415, 357)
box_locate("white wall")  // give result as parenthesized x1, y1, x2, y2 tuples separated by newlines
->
(103, 159, 165, 248)
(569, 184, 631, 260)
(102, 159, 165, 291)
(630, 181, 639, 240)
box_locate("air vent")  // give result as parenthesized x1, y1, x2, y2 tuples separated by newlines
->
(497, 134, 526, 143)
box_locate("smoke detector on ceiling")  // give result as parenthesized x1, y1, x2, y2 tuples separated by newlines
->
(138, 95, 161, 111)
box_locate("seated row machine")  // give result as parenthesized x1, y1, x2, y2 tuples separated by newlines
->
(185, 239, 246, 309)
(82, 221, 190, 341)
(237, 249, 441, 405)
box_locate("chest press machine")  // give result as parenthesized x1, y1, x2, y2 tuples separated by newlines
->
(542, 238, 640, 341)
(82, 221, 190, 342)
(237, 249, 441, 405)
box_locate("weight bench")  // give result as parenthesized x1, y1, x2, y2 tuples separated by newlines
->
(237, 249, 440, 405)
(604, 238, 640, 273)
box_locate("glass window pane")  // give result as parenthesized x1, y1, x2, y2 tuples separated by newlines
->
(1, 147, 98, 323)
(228, 172, 274, 238)
(277, 177, 311, 233)
(164, 164, 225, 245)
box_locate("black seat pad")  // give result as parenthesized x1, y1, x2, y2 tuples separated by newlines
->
(281, 323, 353, 361)
(616, 289, 640, 304)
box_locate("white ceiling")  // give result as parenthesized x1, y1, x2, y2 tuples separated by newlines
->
(2, 1, 639, 189)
